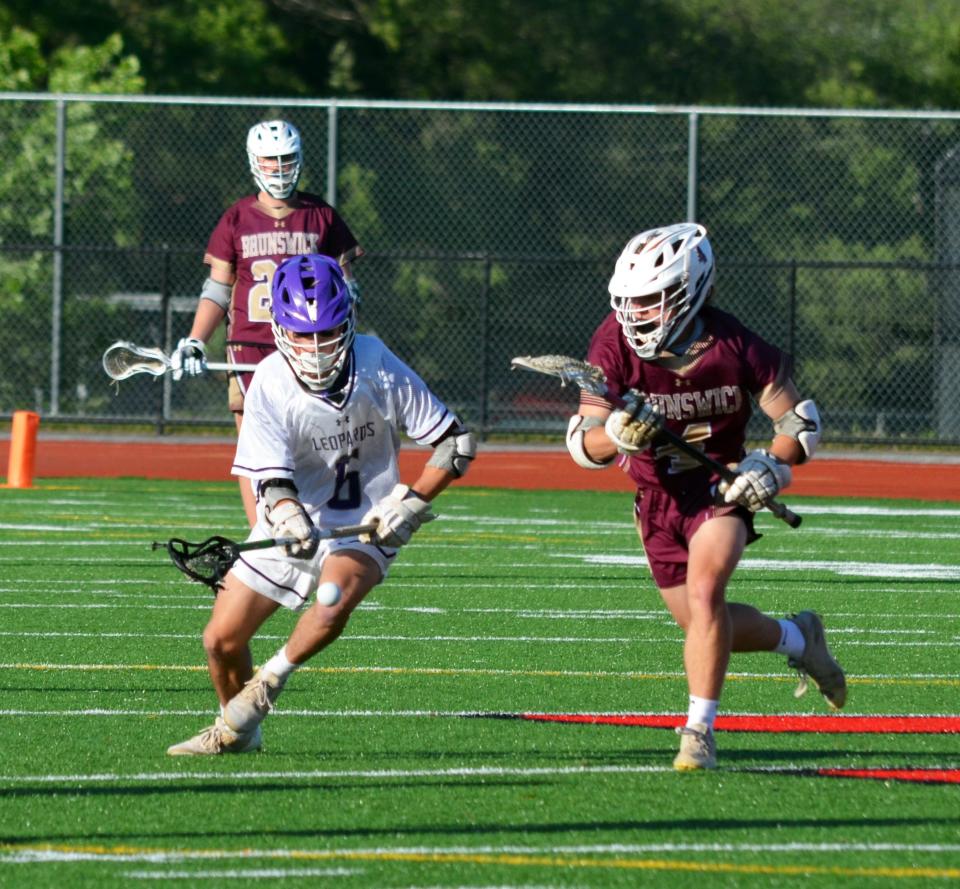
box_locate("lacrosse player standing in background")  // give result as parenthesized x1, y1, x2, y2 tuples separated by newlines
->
(564, 222, 844, 771)
(172, 120, 363, 526)
(167, 253, 475, 755)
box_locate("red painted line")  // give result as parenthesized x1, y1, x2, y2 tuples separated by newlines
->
(520, 713, 960, 733)
(819, 768, 960, 784)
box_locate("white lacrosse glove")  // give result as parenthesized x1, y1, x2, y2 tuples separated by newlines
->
(719, 449, 793, 512)
(170, 337, 206, 381)
(265, 499, 320, 558)
(604, 392, 663, 454)
(359, 484, 436, 548)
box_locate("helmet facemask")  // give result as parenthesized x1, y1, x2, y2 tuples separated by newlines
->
(272, 318, 355, 391)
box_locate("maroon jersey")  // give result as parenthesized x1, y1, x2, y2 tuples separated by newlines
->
(205, 192, 360, 350)
(586, 306, 789, 495)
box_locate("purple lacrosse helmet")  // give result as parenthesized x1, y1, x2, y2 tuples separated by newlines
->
(270, 254, 356, 390)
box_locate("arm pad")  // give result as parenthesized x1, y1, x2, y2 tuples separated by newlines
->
(774, 399, 821, 463)
(199, 276, 232, 311)
(566, 415, 613, 470)
(427, 424, 476, 478)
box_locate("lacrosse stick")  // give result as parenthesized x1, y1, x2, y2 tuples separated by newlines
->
(102, 340, 259, 381)
(511, 354, 801, 528)
(153, 521, 379, 590)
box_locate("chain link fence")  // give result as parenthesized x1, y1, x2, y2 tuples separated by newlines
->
(1, 94, 959, 444)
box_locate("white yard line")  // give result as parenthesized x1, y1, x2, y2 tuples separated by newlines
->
(1, 761, 958, 786)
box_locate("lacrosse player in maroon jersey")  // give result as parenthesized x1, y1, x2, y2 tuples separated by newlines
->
(172, 120, 363, 526)
(565, 223, 844, 771)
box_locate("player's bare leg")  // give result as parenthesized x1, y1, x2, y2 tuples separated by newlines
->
(223, 551, 382, 735)
(203, 574, 281, 704)
(659, 517, 781, 655)
(285, 550, 382, 662)
(234, 411, 258, 527)
(168, 576, 279, 755)
(660, 516, 744, 770)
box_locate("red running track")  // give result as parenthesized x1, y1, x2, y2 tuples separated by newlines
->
(2, 438, 960, 499)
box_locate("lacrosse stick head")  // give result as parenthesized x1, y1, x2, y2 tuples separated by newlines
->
(510, 354, 609, 399)
(102, 341, 171, 381)
(156, 536, 241, 591)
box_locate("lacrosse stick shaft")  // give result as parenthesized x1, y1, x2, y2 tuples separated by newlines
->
(510, 355, 800, 528)
(604, 390, 801, 529)
(205, 361, 258, 373)
(236, 521, 379, 553)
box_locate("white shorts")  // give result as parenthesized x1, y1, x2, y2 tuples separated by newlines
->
(230, 526, 395, 611)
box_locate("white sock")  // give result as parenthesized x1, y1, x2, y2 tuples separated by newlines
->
(262, 646, 300, 682)
(686, 695, 718, 730)
(774, 618, 806, 658)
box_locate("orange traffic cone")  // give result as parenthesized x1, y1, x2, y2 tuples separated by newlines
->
(5, 410, 40, 488)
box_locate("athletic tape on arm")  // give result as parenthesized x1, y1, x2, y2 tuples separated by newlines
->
(199, 277, 232, 310)
(566, 415, 613, 470)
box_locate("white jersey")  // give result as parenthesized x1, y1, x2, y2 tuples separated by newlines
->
(233, 335, 457, 530)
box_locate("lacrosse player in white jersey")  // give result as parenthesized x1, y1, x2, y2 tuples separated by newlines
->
(168, 253, 475, 755)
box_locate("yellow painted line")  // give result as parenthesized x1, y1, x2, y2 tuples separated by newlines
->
(1, 662, 959, 688)
(2, 843, 959, 880)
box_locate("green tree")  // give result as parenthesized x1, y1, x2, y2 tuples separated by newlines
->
(0, 25, 143, 413)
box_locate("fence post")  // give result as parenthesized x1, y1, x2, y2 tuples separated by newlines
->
(326, 101, 339, 207)
(159, 245, 171, 435)
(478, 255, 492, 440)
(788, 259, 798, 358)
(50, 98, 67, 417)
(686, 110, 699, 222)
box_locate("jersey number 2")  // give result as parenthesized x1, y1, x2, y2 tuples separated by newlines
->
(248, 259, 278, 323)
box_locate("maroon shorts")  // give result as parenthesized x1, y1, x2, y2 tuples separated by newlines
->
(226, 342, 274, 413)
(634, 484, 755, 589)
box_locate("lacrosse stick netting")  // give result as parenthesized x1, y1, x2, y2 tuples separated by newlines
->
(510, 354, 609, 398)
(157, 535, 248, 589)
(155, 522, 380, 590)
(102, 341, 170, 380)
(102, 340, 260, 381)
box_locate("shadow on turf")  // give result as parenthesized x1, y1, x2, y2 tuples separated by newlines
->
(4, 811, 959, 847)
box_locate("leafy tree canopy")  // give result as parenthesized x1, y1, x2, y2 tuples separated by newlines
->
(3, 0, 960, 108)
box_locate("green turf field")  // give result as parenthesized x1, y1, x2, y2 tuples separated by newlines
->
(0, 478, 958, 888)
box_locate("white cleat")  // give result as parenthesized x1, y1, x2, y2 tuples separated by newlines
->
(222, 668, 286, 734)
(166, 717, 262, 756)
(787, 610, 847, 710)
(673, 722, 717, 772)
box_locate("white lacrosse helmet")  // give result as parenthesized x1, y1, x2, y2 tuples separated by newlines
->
(608, 223, 715, 359)
(247, 120, 302, 199)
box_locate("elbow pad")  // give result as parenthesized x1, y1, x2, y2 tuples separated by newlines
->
(774, 399, 821, 463)
(427, 424, 476, 478)
(199, 276, 232, 310)
(566, 415, 613, 470)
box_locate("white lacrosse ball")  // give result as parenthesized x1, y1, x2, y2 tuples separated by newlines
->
(316, 581, 342, 607)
